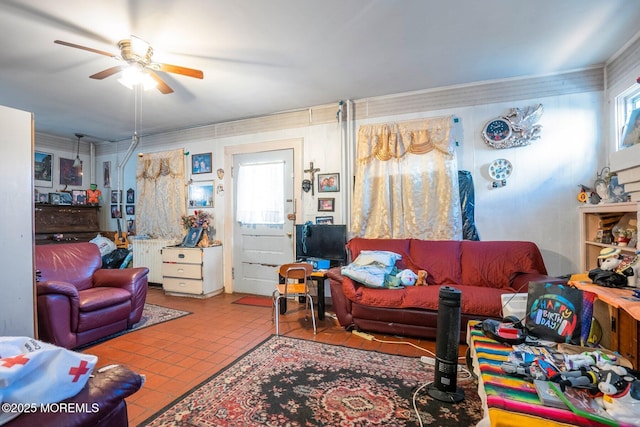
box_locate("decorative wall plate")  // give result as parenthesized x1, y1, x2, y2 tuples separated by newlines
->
(488, 158, 513, 181)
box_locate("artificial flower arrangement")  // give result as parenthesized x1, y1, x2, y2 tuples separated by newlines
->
(181, 210, 213, 231)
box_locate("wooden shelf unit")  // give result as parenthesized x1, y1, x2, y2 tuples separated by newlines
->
(578, 201, 639, 272)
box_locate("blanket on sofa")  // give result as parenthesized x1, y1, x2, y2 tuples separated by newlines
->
(341, 250, 403, 288)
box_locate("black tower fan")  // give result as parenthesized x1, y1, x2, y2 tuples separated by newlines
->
(427, 286, 465, 403)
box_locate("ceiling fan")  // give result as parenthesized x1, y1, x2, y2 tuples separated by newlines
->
(54, 35, 204, 94)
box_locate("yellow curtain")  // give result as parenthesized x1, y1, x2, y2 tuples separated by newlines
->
(136, 148, 186, 240)
(351, 116, 462, 240)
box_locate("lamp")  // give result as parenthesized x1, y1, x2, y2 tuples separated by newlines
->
(117, 64, 158, 91)
(73, 133, 83, 168)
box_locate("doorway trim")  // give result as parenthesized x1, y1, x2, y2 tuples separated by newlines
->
(223, 138, 304, 294)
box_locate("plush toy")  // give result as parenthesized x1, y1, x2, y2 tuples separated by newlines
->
(595, 367, 640, 424)
(416, 270, 428, 286)
(396, 269, 418, 286)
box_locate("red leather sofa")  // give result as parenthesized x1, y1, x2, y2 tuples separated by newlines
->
(328, 238, 563, 340)
(35, 242, 149, 349)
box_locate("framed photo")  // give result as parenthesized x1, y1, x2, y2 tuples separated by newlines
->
(38, 192, 48, 203)
(34, 151, 53, 187)
(103, 161, 111, 188)
(127, 219, 136, 235)
(126, 188, 135, 203)
(111, 190, 122, 204)
(48, 193, 62, 205)
(59, 192, 72, 205)
(126, 205, 135, 215)
(110, 205, 122, 218)
(318, 173, 340, 192)
(59, 157, 82, 186)
(188, 181, 214, 208)
(316, 216, 334, 224)
(318, 198, 335, 212)
(192, 152, 212, 175)
(183, 227, 203, 247)
(71, 190, 86, 205)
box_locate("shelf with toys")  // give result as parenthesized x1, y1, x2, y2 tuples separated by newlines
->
(579, 202, 638, 272)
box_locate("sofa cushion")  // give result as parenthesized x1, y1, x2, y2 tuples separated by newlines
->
(343, 278, 508, 318)
(460, 241, 548, 289)
(79, 287, 131, 312)
(406, 240, 462, 285)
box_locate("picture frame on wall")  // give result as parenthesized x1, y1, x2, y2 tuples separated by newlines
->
(318, 198, 335, 212)
(316, 216, 334, 224)
(110, 205, 122, 218)
(59, 157, 82, 186)
(318, 173, 340, 192)
(126, 205, 135, 215)
(111, 190, 121, 204)
(126, 188, 135, 203)
(103, 161, 111, 188)
(34, 151, 53, 187)
(192, 152, 212, 175)
(188, 181, 214, 207)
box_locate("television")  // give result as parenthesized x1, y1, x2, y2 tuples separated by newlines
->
(295, 223, 347, 267)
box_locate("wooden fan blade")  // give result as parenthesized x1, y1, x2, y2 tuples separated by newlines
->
(148, 71, 174, 94)
(90, 66, 123, 80)
(54, 40, 117, 58)
(156, 63, 204, 79)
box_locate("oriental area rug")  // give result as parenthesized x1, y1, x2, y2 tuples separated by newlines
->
(75, 303, 191, 350)
(140, 335, 482, 427)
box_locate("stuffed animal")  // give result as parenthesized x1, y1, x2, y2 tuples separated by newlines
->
(396, 269, 418, 286)
(595, 367, 640, 424)
(416, 270, 428, 286)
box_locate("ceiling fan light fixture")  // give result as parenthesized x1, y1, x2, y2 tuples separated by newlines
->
(118, 65, 157, 91)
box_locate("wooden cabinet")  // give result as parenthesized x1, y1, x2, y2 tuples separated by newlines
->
(161, 245, 223, 298)
(578, 202, 638, 271)
(571, 282, 640, 369)
(34, 204, 100, 244)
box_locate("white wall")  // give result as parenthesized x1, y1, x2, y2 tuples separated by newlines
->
(34, 69, 608, 286)
(79, 90, 601, 280)
(0, 105, 35, 336)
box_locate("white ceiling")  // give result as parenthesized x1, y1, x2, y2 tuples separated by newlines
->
(1, 0, 639, 143)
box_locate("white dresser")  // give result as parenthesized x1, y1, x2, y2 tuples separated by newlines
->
(161, 245, 223, 298)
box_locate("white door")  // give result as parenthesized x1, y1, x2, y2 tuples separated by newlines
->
(233, 149, 295, 295)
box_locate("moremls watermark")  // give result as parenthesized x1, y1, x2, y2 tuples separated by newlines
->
(1, 402, 100, 414)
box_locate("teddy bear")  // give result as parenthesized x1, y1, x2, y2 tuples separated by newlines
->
(416, 270, 428, 286)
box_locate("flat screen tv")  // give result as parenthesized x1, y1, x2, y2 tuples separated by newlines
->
(295, 223, 347, 267)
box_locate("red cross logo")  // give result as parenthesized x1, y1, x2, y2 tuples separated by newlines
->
(68, 360, 90, 382)
(1, 354, 29, 368)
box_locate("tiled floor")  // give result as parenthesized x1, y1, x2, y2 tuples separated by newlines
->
(83, 286, 466, 426)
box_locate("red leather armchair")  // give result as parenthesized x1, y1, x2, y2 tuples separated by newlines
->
(35, 242, 149, 349)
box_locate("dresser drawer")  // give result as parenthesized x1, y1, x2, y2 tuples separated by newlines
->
(162, 263, 202, 279)
(162, 248, 202, 264)
(163, 277, 204, 295)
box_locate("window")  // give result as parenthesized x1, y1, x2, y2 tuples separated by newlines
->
(235, 161, 285, 225)
(615, 83, 640, 150)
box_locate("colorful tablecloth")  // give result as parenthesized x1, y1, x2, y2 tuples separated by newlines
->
(467, 321, 630, 427)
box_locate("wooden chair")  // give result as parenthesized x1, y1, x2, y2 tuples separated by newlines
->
(273, 263, 317, 335)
